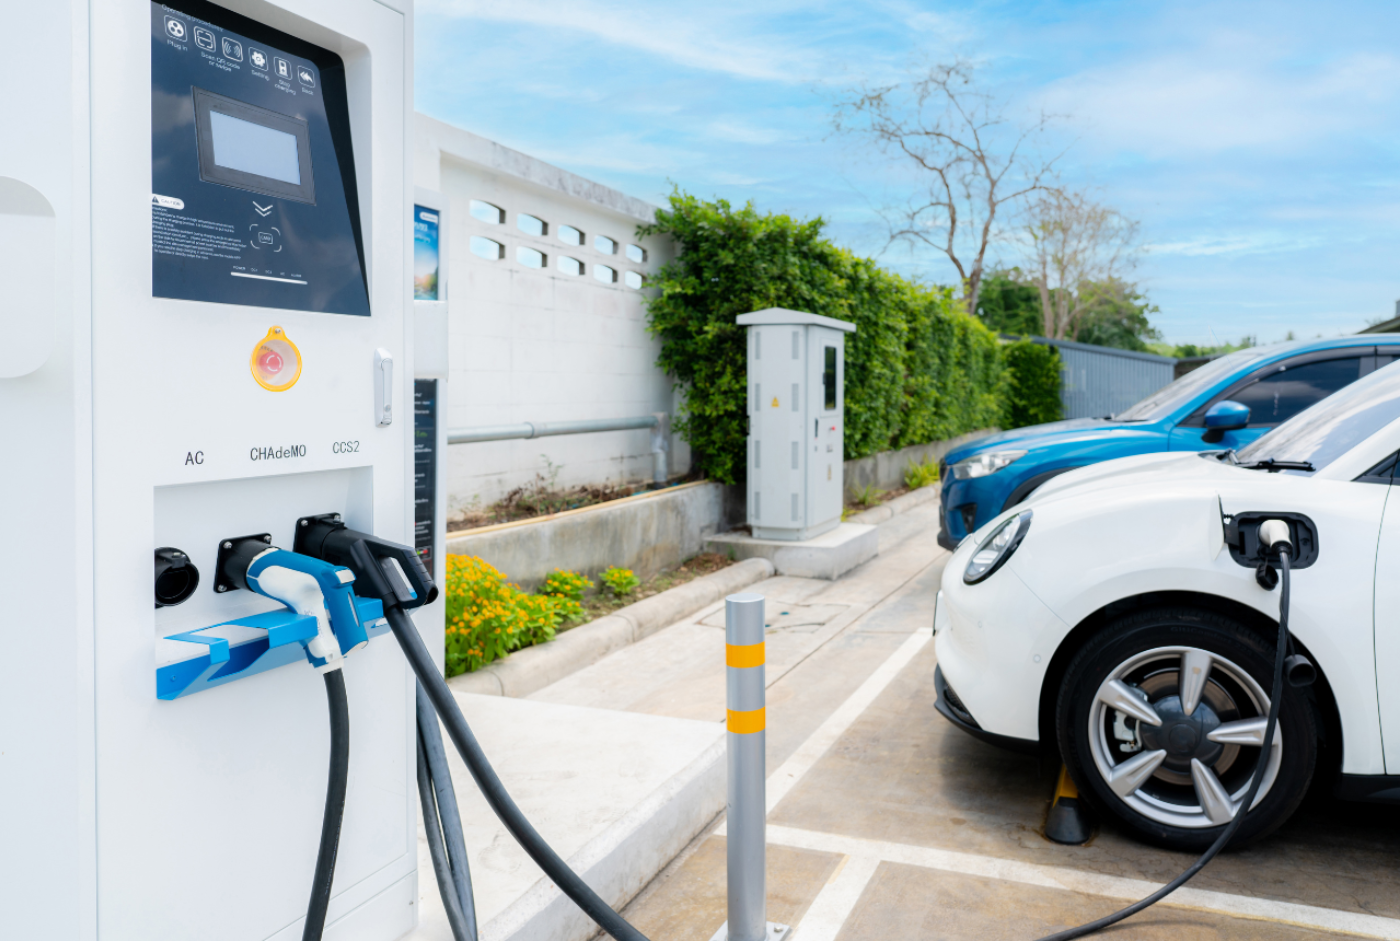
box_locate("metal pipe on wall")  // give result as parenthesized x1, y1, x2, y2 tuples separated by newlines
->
(447, 413, 669, 484)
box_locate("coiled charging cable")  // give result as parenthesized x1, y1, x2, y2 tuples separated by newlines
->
(385, 604, 653, 941)
(417, 681, 479, 941)
(1036, 520, 1294, 940)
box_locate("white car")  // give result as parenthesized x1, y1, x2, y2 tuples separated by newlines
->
(934, 360, 1400, 850)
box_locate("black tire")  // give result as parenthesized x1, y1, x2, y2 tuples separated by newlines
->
(1056, 606, 1316, 851)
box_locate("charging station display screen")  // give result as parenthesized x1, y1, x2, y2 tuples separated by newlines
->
(151, 2, 369, 316)
(210, 112, 301, 184)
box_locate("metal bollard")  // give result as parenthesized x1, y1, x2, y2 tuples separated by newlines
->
(716, 593, 788, 941)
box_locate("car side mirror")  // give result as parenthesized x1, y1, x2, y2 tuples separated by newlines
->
(1202, 400, 1250, 443)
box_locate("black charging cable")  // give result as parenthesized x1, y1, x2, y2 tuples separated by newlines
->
(417, 681, 479, 941)
(292, 516, 653, 941)
(387, 603, 653, 941)
(1036, 542, 1293, 941)
(303, 668, 351, 941)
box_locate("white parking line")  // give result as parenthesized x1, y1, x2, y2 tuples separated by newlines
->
(790, 854, 881, 941)
(766, 629, 932, 815)
(770, 825, 1400, 940)
(715, 627, 931, 839)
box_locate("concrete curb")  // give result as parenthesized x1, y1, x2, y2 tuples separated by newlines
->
(448, 556, 775, 698)
(843, 482, 939, 526)
(483, 736, 727, 941)
(705, 523, 878, 581)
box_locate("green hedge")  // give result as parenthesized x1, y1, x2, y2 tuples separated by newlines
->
(1000, 340, 1064, 428)
(638, 192, 1005, 484)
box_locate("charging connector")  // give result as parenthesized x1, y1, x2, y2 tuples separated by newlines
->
(215, 535, 366, 672)
(214, 534, 362, 941)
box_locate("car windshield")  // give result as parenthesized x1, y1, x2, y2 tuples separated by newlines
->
(1236, 362, 1400, 472)
(1110, 347, 1272, 422)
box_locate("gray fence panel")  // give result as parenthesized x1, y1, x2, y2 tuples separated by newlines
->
(1029, 338, 1176, 420)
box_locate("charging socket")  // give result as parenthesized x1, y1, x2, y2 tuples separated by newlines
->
(214, 533, 275, 594)
(1224, 511, 1319, 569)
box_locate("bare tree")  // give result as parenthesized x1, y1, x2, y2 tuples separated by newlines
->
(1024, 189, 1141, 339)
(834, 61, 1063, 315)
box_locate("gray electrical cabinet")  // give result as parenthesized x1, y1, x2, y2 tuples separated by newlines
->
(738, 308, 857, 541)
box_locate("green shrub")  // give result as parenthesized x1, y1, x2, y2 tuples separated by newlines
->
(600, 566, 640, 597)
(1001, 340, 1063, 428)
(638, 191, 1004, 484)
(849, 484, 886, 508)
(904, 458, 940, 490)
(542, 568, 592, 600)
(444, 555, 561, 677)
(540, 569, 592, 624)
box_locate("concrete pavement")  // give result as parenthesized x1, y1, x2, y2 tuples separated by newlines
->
(403, 501, 949, 941)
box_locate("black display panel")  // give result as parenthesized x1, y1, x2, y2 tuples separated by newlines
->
(414, 380, 438, 569)
(151, 2, 369, 315)
(193, 88, 315, 204)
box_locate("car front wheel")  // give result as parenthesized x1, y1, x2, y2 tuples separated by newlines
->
(1056, 606, 1316, 851)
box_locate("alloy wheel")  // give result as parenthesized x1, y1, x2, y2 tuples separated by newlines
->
(1086, 645, 1283, 829)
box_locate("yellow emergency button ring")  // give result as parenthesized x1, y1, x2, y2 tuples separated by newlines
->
(250, 326, 302, 392)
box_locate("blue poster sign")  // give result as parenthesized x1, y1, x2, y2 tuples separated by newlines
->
(413, 204, 440, 300)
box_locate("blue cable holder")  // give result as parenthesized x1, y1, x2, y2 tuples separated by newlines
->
(157, 597, 386, 700)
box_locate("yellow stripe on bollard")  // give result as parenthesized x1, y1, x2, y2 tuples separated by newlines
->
(727, 707, 766, 734)
(726, 642, 765, 668)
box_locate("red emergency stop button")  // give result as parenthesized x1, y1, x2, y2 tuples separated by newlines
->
(250, 326, 302, 392)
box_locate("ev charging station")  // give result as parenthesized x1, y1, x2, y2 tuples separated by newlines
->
(739, 309, 855, 541)
(1, 1, 420, 938)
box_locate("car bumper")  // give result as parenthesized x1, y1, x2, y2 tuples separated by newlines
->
(934, 552, 1070, 742)
(933, 665, 1040, 754)
(937, 507, 960, 551)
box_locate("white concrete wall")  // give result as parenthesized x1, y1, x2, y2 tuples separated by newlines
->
(414, 114, 686, 515)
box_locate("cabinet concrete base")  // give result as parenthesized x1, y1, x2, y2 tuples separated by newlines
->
(752, 515, 839, 542)
(705, 523, 878, 580)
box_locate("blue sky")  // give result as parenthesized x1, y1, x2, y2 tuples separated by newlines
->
(415, 1, 1400, 346)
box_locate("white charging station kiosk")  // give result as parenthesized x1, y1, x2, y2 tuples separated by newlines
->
(739, 308, 856, 541)
(1, 2, 417, 938)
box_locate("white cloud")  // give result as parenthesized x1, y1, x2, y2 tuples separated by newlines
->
(703, 121, 795, 146)
(417, 0, 830, 83)
(1146, 233, 1323, 257)
(1037, 31, 1400, 159)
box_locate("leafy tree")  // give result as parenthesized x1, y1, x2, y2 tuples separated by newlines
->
(1025, 189, 1142, 340)
(976, 269, 1043, 337)
(1001, 340, 1063, 428)
(638, 191, 1004, 484)
(1073, 279, 1162, 352)
(1147, 337, 1255, 359)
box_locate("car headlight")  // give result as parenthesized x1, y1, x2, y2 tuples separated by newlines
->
(963, 510, 1033, 584)
(950, 450, 1027, 479)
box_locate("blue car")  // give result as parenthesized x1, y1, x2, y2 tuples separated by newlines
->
(937, 336, 1400, 550)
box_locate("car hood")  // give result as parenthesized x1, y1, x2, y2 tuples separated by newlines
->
(944, 418, 1163, 465)
(1027, 450, 1208, 504)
